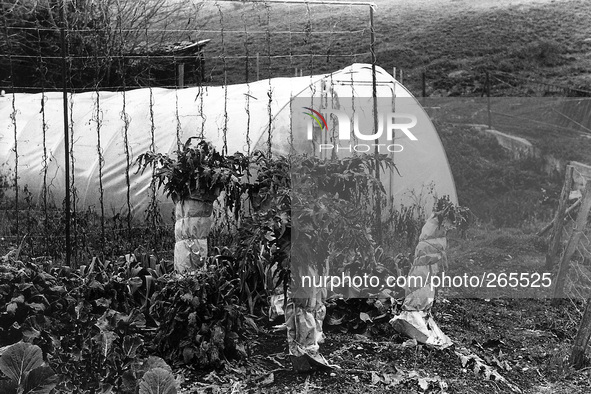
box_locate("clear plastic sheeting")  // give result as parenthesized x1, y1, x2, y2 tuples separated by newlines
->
(390, 214, 453, 349)
(285, 266, 329, 371)
(173, 238, 208, 273)
(0, 64, 456, 223)
(268, 294, 285, 321)
(391, 311, 452, 349)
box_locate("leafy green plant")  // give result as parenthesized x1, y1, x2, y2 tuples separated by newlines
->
(290, 153, 396, 280)
(434, 195, 472, 232)
(216, 152, 399, 309)
(0, 248, 185, 392)
(385, 203, 426, 251)
(122, 356, 177, 394)
(149, 255, 253, 368)
(136, 138, 249, 204)
(0, 342, 57, 394)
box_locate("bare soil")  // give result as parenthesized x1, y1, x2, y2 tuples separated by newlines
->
(177, 227, 591, 393)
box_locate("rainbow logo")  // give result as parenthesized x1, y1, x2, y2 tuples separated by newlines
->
(303, 107, 328, 131)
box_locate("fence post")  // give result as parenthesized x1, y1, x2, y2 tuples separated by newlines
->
(553, 181, 591, 303)
(370, 4, 381, 245)
(178, 63, 185, 87)
(545, 165, 574, 270)
(571, 299, 591, 369)
(60, 1, 71, 266)
(486, 71, 491, 129)
(422, 71, 426, 104)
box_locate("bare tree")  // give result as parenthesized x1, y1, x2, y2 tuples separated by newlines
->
(1, 0, 205, 89)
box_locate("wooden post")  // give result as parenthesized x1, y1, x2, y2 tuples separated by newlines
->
(545, 166, 574, 270)
(422, 71, 426, 104)
(538, 198, 581, 237)
(60, 1, 71, 267)
(571, 299, 591, 369)
(178, 63, 185, 88)
(370, 5, 381, 245)
(256, 52, 260, 81)
(553, 181, 591, 303)
(486, 71, 492, 129)
(199, 52, 205, 83)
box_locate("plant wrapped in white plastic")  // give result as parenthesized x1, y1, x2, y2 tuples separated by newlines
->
(136, 138, 248, 272)
(390, 196, 470, 349)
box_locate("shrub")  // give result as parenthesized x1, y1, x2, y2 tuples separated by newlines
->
(507, 39, 564, 68)
(149, 256, 251, 368)
(439, 124, 560, 227)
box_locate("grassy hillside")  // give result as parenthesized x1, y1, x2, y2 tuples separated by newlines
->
(438, 122, 562, 227)
(195, 0, 591, 93)
(188, 0, 591, 231)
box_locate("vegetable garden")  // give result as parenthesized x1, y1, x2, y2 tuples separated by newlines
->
(3, 1, 591, 393)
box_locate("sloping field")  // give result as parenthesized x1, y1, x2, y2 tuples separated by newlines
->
(195, 0, 591, 92)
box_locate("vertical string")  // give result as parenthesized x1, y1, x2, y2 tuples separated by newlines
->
(149, 85, 159, 249)
(42, 93, 48, 256)
(287, 5, 294, 154)
(69, 91, 77, 264)
(145, 16, 160, 251)
(199, 87, 206, 140)
(308, 69, 317, 157)
(242, 7, 252, 156)
(305, 3, 313, 76)
(198, 43, 206, 141)
(218, 3, 232, 235)
(243, 7, 250, 85)
(329, 74, 338, 161)
(197, 14, 205, 141)
(172, 11, 182, 151)
(175, 88, 182, 152)
(326, 4, 337, 68)
(218, 4, 229, 155)
(117, 10, 132, 244)
(68, 24, 77, 264)
(306, 4, 317, 156)
(94, 91, 105, 259)
(346, 5, 358, 162)
(93, 23, 105, 259)
(3, 13, 19, 242)
(266, 4, 273, 157)
(369, 4, 381, 244)
(37, 26, 49, 257)
(11, 91, 18, 242)
(59, 1, 72, 265)
(123, 90, 132, 242)
(63, 0, 76, 264)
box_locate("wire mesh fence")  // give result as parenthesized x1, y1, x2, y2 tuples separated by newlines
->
(0, 0, 380, 265)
